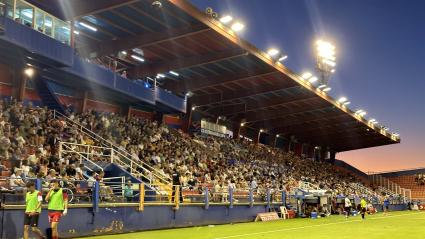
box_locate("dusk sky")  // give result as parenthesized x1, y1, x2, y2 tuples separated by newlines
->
(190, 0, 425, 173)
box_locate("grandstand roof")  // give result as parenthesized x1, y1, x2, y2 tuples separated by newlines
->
(32, 0, 400, 152)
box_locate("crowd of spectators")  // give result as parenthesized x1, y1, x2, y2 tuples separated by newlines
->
(0, 99, 382, 203)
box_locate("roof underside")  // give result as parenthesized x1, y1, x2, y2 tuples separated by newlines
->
(29, 0, 399, 152)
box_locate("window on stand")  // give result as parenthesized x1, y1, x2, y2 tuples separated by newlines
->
(53, 17, 70, 45)
(15, 0, 33, 27)
(0, 0, 14, 18)
(34, 8, 44, 33)
(44, 14, 53, 37)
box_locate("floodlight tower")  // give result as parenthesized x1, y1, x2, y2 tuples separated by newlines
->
(315, 40, 336, 85)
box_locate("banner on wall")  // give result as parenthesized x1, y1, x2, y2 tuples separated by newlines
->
(200, 119, 230, 138)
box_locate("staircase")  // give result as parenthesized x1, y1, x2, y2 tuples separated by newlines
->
(34, 77, 66, 114)
(53, 110, 172, 192)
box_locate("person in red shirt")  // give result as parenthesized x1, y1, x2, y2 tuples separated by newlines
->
(45, 180, 68, 239)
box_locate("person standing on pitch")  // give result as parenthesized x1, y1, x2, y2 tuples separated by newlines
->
(24, 181, 45, 239)
(383, 195, 390, 215)
(45, 179, 68, 239)
(344, 196, 351, 219)
(360, 197, 368, 220)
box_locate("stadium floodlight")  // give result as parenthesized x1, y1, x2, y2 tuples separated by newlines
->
(316, 40, 336, 59)
(73, 30, 80, 35)
(322, 87, 332, 92)
(317, 84, 327, 89)
(338, 97, 347, 103)
(355, 110, 367, 117)
(240, 122, 245, 127)
(315, 39, 336, 85)
(156, 73, 166, 78)
(169, 70, 179, 76)
(267, 48, 279, 57)
(308, 76, 318, 83)
(301, 72, 312, 80)
(78, 22, 97, 32)
(259, 129, 264, 133)
(185, 91, 193, 98)
(231, 22, 244, 32)
(276, 134, 280, 137)
(369, 119, 378, 124)
(24, 68, 34, 77)
(343, 101, 351, 106)
(278, 55, 288, 62)
(220, 15, 233, 24)
(191, 106, 197, 111)
(131, 55, 145, 62)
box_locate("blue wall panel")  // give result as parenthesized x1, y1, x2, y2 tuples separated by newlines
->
(156, 88, 187, 113)
(0, 17, 73, 66)
(1, 205, 266, 238)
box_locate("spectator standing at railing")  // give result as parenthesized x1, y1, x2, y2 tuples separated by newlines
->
(95, 170, 115, 201)
(124, 180, 133, 202)
(171, 168, 183, 203)
(250, 177, 258, 193)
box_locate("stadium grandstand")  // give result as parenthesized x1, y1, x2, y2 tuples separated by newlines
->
(0, 1, 419, 239)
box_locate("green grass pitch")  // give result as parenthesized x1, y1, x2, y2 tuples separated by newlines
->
(78, 211, 425, 239)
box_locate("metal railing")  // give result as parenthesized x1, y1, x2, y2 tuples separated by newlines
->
(368, 173, 411, 202)
(298, 181, 320, 191)
(1, 176, 124, 204)
(350, 182, 375, 195)
(59, 142, 104, 172)
(53, 110, 171, 188)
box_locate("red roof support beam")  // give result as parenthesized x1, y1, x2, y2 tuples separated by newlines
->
(79, 24, 210, 57)
(130, 48, 248, 78)
(295, 126, 370, 143)
(267, 112, 351, 132)
(284, 120, 361, 136)
(244, 104, 333, 123)
(192, 84, 300, 106)
(164, 69, 278, 93)
(210, 94, 318, 116)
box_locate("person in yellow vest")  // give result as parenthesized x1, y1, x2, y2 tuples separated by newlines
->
(45, 179, 68, 239)
(360, 197, 368, 220)
(24, 181, 45, 239)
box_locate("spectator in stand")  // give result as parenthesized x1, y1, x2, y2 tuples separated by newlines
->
(75, 163, 85, 180)
(10, 168, 26, 191)
(124, 180, 133, 202)
(46, 169, 57, 182)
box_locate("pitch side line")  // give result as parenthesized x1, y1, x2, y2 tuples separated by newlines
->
(212, 212, 424, 239)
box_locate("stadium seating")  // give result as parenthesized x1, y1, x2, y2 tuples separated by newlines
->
(0, 99, 384, 203)
(389, 175, 425, 200)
